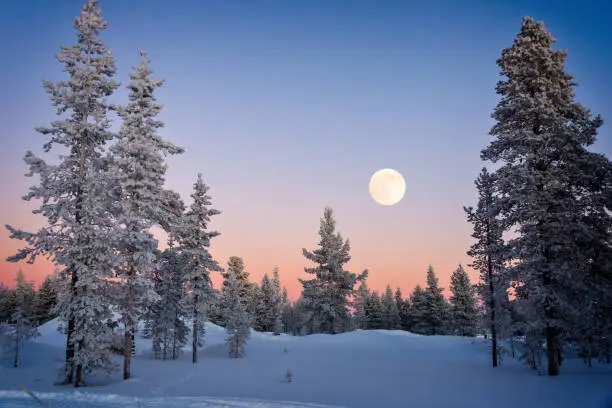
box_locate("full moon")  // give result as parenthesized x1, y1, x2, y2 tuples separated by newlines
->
(369, 168, 406, 206)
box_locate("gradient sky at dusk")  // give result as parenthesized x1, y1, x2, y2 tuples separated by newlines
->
(1, 0, 611, 300)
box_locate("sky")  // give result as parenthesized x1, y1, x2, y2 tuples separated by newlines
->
(0, 0, 611, 300)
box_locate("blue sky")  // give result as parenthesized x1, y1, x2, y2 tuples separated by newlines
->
(1, 0, 610, 297)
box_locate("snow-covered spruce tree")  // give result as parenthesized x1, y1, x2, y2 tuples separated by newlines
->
(381, 285, 400, 330)
(255, 270, 283, 333)
(4, 270, 38, 368)
(280, 287, 292, 333)
(175, 174, 222, 364)
(449, 265, 478, 336)
(271, 267, 283, 334)
(0, 284, 14, 322)
(353, 282, 369, 330)
(220, 266, 251, 358)
(481, 17, 612, 375)
(108, 51, 184, 380)
(464, 167, 508, 367)
(5, 0, 120, 386)
(299, 207, 368, 334)
(421, 266, 446, 335)
(221, 256, 258, 323)
(33, 274, 58, 325)
(395, 288, 410, 331)
(145, 248, 189, 360)
(251, 283, 265, 332)
(408, 285, 427, 334)
(365, 291, 383, 329)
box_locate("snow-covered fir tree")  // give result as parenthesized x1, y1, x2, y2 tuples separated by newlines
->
(381, 285, 400, 330)
(353, 282, 369, 330)
(221, 256, 258, 324)
(175, 174, 221, 364)
(449, 265, 478, 336)
(481, 16, 612, 375)
(145, 248, 189, 360)
(395, 288, 410, 331)
(280, 287, 292, 333)
(108, 51, 184, 380)
(2, 270, 38, 368)
(421, 266, 446, 335)
(409, 285, 427, 334)
(0, 284, 14, 322)
(33, 274, 58, 325)
(464, 168, 508, 366)
(254, 269, 283, 333)
(365, 291, 383, 329)
(299, 207, 367, 334)
(220, 266, 251, 358)
(5, 0, 120, 386)
(271, 267, 283, 334)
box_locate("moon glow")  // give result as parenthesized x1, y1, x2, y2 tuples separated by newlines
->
(369, 168, 406, 206)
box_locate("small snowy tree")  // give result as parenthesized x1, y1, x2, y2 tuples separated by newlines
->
(353, 282, 369, 330)
(254, 271, 283, 333)
(299, 207, 367, 334)
(409, 285, 427, 334)
(33, 274, 58, 325)
(145, 249, 189, 360)
(421, 266, 446, 335)
(3, 271, 38, 368)
(449, 265, 478, 336)
(365, 291, 383, 329)
(381, 285, 400, 330)
(271, 267, 283, 334)
(176, 174, 222, 364)
(280, 287, 292, 333)
(221, 256, 258, 323)
(221, 267, 250, 358)
(395, 288, 410, 331)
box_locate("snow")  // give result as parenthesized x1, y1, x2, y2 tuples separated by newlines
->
(2, 318, 612, 408)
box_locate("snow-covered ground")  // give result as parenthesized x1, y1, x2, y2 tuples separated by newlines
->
(1, 319, 611, 408)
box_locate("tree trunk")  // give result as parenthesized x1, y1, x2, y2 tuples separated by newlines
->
(13, 328, 19, 368)
(74, 340, 83, 387)
(192, 293, 199, 364)
(487, 250, 498, 368)
(64, 270, 77, 384)
(545, 326, 560, 376)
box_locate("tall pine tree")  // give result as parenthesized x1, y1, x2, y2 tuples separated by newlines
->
(6, 0, 120, 386)
(108, 51, 184, 380)
(481, 16, 611, 375)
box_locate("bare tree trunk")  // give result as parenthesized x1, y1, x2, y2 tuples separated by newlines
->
(13, 327, 19, 368)
(545, 326, 560, 375)
(123, 272, 135, 380)
(64, 269, 77, 384)
(192, 293, 199, 364)
(74, 340, 83, 387)
(487, 251, 498, 368)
